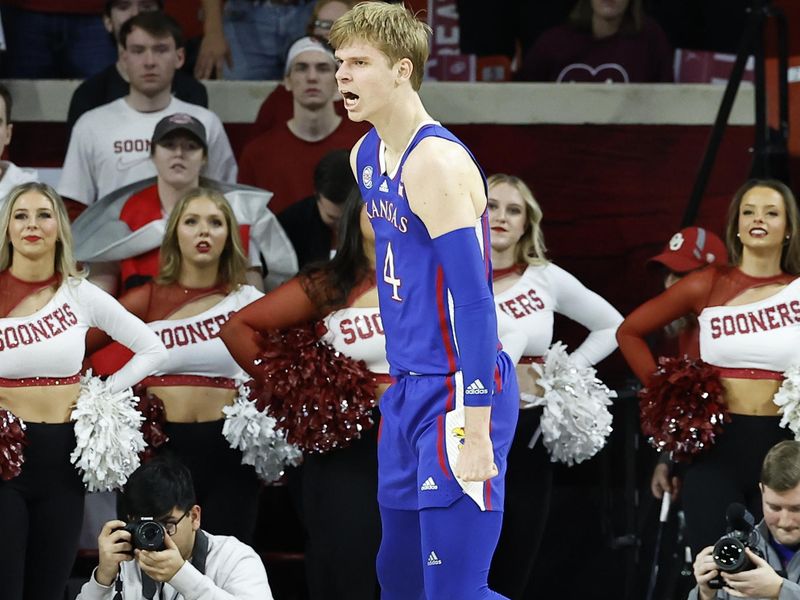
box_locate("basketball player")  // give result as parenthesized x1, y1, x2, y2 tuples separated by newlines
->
(330, 4, 519, 599)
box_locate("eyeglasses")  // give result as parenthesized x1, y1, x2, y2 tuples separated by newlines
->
(313, 19, 334, 31)
(159, 509, 190, 536)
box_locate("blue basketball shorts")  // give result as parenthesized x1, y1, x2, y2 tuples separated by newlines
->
(377, 351, 519, 511)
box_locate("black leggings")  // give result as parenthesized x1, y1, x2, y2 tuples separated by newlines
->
(488, 408, 554, 600)
(162, 419, 261, 544)
(679, 414, 791, 554)
(0, 422, 85, 600)
(302, 409, 381, 600)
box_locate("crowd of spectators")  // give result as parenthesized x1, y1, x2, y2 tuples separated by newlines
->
(0, 1, 789, 599)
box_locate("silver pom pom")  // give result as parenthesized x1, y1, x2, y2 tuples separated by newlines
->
(773, 365, 800, 438)
(222, 385, 302, 483)
(70, 374, 146, 492)
(524, 342, 616, 466)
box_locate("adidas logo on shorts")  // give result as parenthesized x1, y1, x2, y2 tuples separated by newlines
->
(420, 477, 438, 491)
(465, 379, 489, 395)
(427, 551, 442, 566)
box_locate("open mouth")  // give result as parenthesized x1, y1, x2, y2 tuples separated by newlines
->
(749, 227, 768, 238)
(492, 227, 508, 233)
(341, 91, 360, 109)
(196, 241, 211, 252)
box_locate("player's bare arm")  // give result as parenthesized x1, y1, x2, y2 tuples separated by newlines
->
(403, 137, 486, 235)
(404, 137, 498, 483)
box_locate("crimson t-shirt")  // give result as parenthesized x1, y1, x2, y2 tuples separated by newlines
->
(238, 117, 368, 214)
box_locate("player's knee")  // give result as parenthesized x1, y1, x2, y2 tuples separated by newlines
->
(376, 544, 424, 598)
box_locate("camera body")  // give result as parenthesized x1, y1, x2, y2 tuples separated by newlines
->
(121, 518, 166, 551)
(708, 503, 765, 589)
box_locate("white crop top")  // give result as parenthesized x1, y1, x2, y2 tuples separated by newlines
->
(146, 285, 264, 381)
(493, 263, 623, 367)
(698, 278, 800, 373)
(321, 305, 389, 376)
(0, 277, 166, 392)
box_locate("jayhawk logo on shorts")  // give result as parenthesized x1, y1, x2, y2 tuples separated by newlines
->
(452, 426, 466, 449)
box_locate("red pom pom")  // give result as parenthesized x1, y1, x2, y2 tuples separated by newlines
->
(0, 408, 27, 481)
(639, 356, 730, 462)
(135, 386, 169, 463)
(249, 323, 377, 453)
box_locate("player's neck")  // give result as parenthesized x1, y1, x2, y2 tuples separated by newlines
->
(158, 178, 197, 215)
(126, 86, 172, 113)
(288, 103, 341, 142)
(371, 91, 430, 155)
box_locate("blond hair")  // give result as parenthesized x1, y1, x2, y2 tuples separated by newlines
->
(157, 187, 248, 288)
(487, 174, 548, 266)
(724, 179, 800, 275)
(0, 182, 84, 278)
(329, 2, 431, 91)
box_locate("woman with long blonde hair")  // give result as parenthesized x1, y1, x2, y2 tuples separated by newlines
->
(0, 182, 165, 600)
(88, 187, 269, 544)
(486, 174, 623, 598)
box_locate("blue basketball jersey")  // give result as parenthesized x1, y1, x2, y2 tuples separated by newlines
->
(355, 122, 498, 377)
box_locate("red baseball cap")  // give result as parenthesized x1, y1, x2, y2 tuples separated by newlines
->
(648, 226, 728, 274)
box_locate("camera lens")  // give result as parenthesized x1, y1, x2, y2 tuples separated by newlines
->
(135, 521, 166, 551)
(713, 537, 746, 572)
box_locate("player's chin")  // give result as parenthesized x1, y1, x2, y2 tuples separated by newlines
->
(346, 111, 367, 123)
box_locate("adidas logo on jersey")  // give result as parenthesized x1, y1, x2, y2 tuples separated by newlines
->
(379, 180, 389, 193)
(465, 379, 489, 395)
(420, 477, 438, 491)
(427, 551, 442, 566)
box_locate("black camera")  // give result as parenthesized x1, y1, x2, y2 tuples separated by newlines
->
(121, 518, 166, 551)
(708, 503, 764, 589)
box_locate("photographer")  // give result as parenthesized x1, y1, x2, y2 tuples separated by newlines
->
(76, 457, 274, 599)
(691, 440, 800, 600)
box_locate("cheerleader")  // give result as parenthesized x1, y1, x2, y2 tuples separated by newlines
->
(617, 179, 800, 553)
(0, 182, 165, 600)
(485, 174, 623, 599)
(88, 187, 270, 544)
(220, 190, 383, 599)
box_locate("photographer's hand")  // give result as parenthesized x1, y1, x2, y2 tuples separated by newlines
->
(722, 548, 783, 599)
(96, 520, 134, 587)
(693, 546, 720, 600)
(136, 533, 186, 583)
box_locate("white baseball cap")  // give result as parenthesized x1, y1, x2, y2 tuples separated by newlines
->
(284, 36, 336, 76)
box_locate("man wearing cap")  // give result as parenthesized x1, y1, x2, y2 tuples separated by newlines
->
(238, 35, 367, 214)
(646, 226, 728, 503)
(66, 1, 209, 137)
(58, 10, 236, 214)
